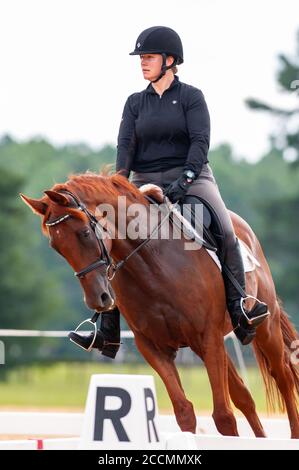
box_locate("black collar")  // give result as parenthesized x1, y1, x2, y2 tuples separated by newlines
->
(145, 75, 180, 95)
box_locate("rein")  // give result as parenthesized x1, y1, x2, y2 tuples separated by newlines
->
(45, 189, 174, 281)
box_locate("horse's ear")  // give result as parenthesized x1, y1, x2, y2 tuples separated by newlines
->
(44, 190, 69, 206)
(20, 193, 48, 216)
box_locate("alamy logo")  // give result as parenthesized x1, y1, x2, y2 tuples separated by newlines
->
(290, 80, 299, 91)
(94, 197, 204, 251)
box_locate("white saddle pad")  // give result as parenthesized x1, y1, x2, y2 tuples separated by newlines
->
(207, 239, 261, 273)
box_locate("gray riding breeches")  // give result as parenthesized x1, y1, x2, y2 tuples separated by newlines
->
(131, 164, 237, 263)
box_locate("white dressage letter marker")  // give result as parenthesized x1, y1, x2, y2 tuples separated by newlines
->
(79, 374, 162, 449)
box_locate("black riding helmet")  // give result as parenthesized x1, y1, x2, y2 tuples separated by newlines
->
(130, 26, 184, 83)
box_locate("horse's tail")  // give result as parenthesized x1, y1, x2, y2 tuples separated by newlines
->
(279, 298, 299, 395)
(253, 296, 299, 412)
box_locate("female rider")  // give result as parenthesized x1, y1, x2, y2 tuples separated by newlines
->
(70, 26, 269, 357)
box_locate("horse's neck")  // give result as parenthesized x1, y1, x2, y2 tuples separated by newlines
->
(109, 206, 152, 263)
(84, 189, 198, 269)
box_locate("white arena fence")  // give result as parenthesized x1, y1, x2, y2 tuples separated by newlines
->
(0, 329, 249, 385)
(0, 412, 298, 450)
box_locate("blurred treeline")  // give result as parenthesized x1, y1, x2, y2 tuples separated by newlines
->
(0, 32, 298, 363)
(0, 136, 298, 331)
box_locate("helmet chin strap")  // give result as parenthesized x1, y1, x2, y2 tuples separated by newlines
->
(151, 53, 177, 83)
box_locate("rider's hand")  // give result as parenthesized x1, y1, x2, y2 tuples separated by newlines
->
(165, 170, 196, 203)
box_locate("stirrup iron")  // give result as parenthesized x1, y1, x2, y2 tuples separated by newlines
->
(240, 295, 269, 327)
(69, 312, 100, 352)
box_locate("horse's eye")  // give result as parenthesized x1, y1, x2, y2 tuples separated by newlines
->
(82, 229, 91, 238)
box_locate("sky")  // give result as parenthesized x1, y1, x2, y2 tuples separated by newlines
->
(1, 0, 298, 162)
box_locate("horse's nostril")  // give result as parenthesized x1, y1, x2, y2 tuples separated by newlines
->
(101, 292, 110, 305)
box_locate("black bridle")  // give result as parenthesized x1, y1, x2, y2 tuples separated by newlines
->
(45, 189, 173, 282)
(45, 189, 117, 280)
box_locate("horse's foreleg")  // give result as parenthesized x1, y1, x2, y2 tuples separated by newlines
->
(134, 333, 196, 433)
(227, 354, 266, 437)
(200, 332, 239, 436)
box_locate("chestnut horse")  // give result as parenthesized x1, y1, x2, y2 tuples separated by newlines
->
(21, 171, 299, 438)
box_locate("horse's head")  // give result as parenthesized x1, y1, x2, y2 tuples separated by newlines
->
(20, 188, 116, 312)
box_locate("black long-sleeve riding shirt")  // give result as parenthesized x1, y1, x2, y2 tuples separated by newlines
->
(116, 75, 210, 178)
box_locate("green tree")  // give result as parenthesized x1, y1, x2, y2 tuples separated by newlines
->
(0, 136, 117, 325)
(245, 30, 299, 163)
(0, 166, 69, 329)
(257, 192, 299, 327)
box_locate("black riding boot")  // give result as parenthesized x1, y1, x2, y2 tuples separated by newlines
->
(222, 238, 269, 345)
(68, 306, 121, 359)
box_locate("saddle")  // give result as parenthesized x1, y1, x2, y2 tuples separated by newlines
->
(143, 191, 223, 257)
